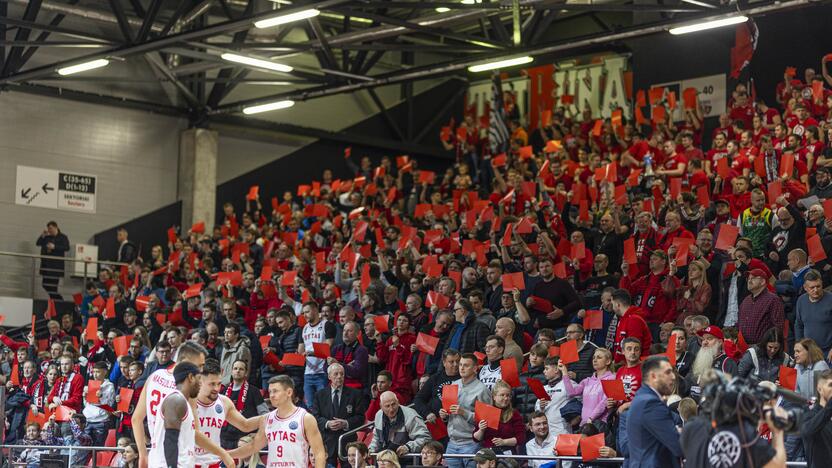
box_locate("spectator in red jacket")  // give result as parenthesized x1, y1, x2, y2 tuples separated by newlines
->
(611, 289, 652, 363)
(50, 356, 84, 412)
(620, 251, 680, 330)
(376, 313, 416, 404)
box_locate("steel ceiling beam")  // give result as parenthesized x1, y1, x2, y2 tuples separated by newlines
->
(0, 16, 115, 43)
(215, 0, 813, 114)
(348, 1, 706, 12)
(7, 82, 186, 116)
(137, 0, 163, 43)
(13, 0, 84, 73)
(2, 0, 42, 77)
(0, 0, 353, 85)
(108, 0, 134, 43)
(145, 51, 201, 108)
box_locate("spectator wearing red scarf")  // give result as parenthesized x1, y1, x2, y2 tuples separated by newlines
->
(376, 314, 416, 404)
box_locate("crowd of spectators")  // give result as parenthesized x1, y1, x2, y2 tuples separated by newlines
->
(4, 56, 832, 468)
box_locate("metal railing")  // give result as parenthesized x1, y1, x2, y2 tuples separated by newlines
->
(0, 250, 129, 303)
(338, 419, 375, 461)
(0, 444, 125, 468)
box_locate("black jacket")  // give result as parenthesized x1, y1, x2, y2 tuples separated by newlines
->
(311, 386, 368, 465)
(800, 402, 832, 468)
(717, 262, 751, 327)
(36, 232, 70, 276)
(455, 312, 490, 354)
(513, 364, 545, 418)
(117, 240, 138, 263)
(413, 367, 458, 419)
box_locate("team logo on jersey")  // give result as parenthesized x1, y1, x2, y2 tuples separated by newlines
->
(707, 430, 741, 467)
(215, 404, 223, 414)
(289, 421, 299, 430)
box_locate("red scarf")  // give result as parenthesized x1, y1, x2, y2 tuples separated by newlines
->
(223, 381, 249, 426)
(58, 372, 76, 401)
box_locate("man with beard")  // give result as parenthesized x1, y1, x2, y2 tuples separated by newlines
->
(414, 348, 461, 426)
(739, 188, 774, 259)
(688, 326, 737, 399)
(196, 359, 262, 462)
(768, 197, 807, 274)
(627, 356, 684, 467)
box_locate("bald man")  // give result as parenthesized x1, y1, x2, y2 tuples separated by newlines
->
(495, 317, 524, 368)
(368, 391, 431, 456)
(787, 248, 810, 290)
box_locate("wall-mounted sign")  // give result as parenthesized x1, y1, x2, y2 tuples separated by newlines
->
(15, 165, 97, 213)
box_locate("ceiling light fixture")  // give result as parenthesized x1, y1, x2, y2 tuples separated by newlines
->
(220, 53, 293, 72)
(57, 59, 110, 76)
(243, 100, 296, 114)
(668, 15, 748, 35)
(254, 8, 320, 29)
(468, 56, 533, 72)
(435, 7, 451, 12)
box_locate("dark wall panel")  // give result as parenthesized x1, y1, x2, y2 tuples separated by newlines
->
(93, 201, 182, 263)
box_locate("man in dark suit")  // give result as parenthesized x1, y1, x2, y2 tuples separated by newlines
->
(311, 362, 367, 467)
(116, 227, 137, 263)
(36, 221, 70, 299)
(625, 356, 683, 468)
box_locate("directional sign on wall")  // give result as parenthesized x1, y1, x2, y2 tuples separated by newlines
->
(15, 165, 97, 213)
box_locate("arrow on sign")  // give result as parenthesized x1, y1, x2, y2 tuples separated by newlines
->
(42, 183, 53, 193)
(21, 188, 31, 199)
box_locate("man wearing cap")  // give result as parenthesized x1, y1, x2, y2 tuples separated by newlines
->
(737, 268, 785, 344)
(620, 250, 680, 335)
(472, 448, 497, 468)
(688, 325, 737, 399)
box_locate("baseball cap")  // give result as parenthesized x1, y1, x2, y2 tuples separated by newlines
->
(748, 268, 768, 280)
(715, 198, 730, 206)
(473, 449, 497, 463)
(651, 250, 668, 260)
(697, 325, 724, 340)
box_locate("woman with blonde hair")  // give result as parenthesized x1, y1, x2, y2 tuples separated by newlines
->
(375, 449, 401, 468)
(559, 348, 616, 430)
(472, 380, 526, 454)
(672, 258, 711, 326)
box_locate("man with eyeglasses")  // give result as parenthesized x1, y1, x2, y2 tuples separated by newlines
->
(560, 323, 599, 382)
(414, 347, 461, 425)
(478, 336, 505, 391)
(140, 341, 173, 382)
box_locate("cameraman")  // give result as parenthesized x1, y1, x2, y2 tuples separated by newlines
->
(681, 378, 788, 467)
(800, 370, 832, 468)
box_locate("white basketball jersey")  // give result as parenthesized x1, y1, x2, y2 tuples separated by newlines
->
(148, 390, 196, 468)
(302, 320, 328, 375)
(194, 397, 228, 465)
(478, 363, 502, 391)
(265, 407, 310, 468)
(145, 367, 177, 434)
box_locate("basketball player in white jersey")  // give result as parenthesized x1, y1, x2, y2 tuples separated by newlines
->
(134, 341, 233, 468)
(195, 359, 262, 468)
(228, 375, 326, 468)
(148, 362, 201, 468)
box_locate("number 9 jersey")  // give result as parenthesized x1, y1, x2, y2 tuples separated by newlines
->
(266, 406, 310, 468)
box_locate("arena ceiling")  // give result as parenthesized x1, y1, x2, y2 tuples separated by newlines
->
(0, 0, 818, 145)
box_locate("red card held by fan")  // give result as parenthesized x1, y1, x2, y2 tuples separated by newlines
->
(716, 157, 730, 179)
(715, 224, 739, 251)
(808, 234, 827, 263)
(113, 335, 130, 357)
(779, 366, 797, 391)
(530, 296, 553, 313)
(559, 339, 579, 365)
(312, 342, 331, 359)
(491, 153, 507, 167)
(91, 294, 105, 311)
(135, 295, 150, 312)
(474, 401, 501, 429)
(767, 180, 782, 206)
(117, 388, 133, 413)
(666, 333, 678, 367)
(623, 238, 637, 265)
(259, 335, 272, 350)
(280, 270, 298, 287)
(519, 145, 533, 160)
(183, 283, 203, 299)
(500, 358, 520, 387)
(527, 378, 550, 400)
(601, 379, 627, 401)
(426, 291, 451, 309)
(696, 185, 710, 207)
(502, 272, 525, 292)
(415, 333, 439, 355)
(781, 153, 795, 177)
(556, 434, 581, 456)
(583, 310, 603, 330)
(87, 380, 102, 404)
(442, 384, 458, 412)
(27, 408, 50, 426)
(426, 418, 448, 440)
(580, 433, 605, 462)
(373, 315, 390, 334)
(55, 405, 74, 422)
(281, 353, 307, 367)
(86, 317, 98, 342)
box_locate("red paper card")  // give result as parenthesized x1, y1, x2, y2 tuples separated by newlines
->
(682, 87, 697, 110)
(583, 310, 603, 330)
(117, 388, 133, 412)
(531, 296, 553, 313)
(601, 379, 627, 401)
(27, 408, 50, 426)
(500, 358, 520, 387)
(246, 185, 259, 201)
(669, 178, 682, 200)
(55, 405, 73, 422)
(426, 291, 451, 309)
(715, 224, 739, 251)
(91, 294, 105, 311)
(768, 180, 782, 205)
(696, 185, 710, 207)
(474, 401, 501, 429)
(86, 317, 98, 341)
(781, 153, 795, 177)
(502, 272, 525, 292)
(280, 270, 297, 287)
(556, 434, 581, 456)
(666, 333, 678, 367)
(426, 418, 448, 440)
(779, 365, 797, 391)
(519, 146, 533, 160)
(191, 221, 205, 234)
(442, 384, 458, 412)
(415, 333, 439, 355)
(112, 335, 130, 357)
(623, 238, 637, 265)
(527, 378, 550, 400)
(312, 342, 331, 359)
(87, 380, 102, 404)
(373, 315, 390, 334)
(217, 271, 243, 287)
(808, 234, 827, 262)
(281, 353, 307, 367)
(559, 339, 579, 365)
(491, 153, 507, 167)
(419, 170, 436, 185)
(183, 283, 203, 299)
(259, 335, 272, 350)
(580, 433, 605, 462)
